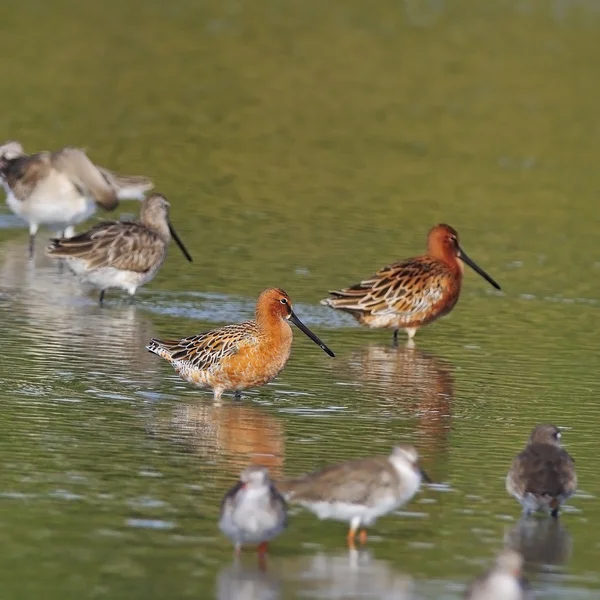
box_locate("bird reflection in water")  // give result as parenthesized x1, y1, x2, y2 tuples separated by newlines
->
(0, 237, 159, 379)
(337, 343, 454, 475)
(287, 548, 414, 599)
(216, 560, 282, 600)
(164, 403, 285, 479)
(505, 516, 572, 571)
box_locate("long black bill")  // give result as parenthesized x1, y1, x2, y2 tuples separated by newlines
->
(288, 310, 335, 358)
(458, 246, 500, 290)
(419, 467, 433, 483)
(168, 221, 193, 262)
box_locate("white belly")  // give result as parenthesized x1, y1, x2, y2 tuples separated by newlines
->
(67, 262, 153, 295)
(4, 174, 97, 228)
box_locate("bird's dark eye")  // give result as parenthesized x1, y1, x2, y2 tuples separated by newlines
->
(280, 298, 288, 305)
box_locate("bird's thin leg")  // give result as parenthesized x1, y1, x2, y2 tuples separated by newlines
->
(257, 541, 269, 555)
(99, 290, 106, 305)
(347, 517, 360, 550)
(28, 225, 38, 260)
(393, 329, 399, 347)
(257, 543, 268, 571)
(234, 543, 242, 557)
(234, 391, 242, 400)
(358, 529, 368, 546)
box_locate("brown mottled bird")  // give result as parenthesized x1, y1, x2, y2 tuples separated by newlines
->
(0, 141, 153, 257)
(506, 424, 577, 518)
(321, 224, 500, 344)
(147, 288, 335, 402)
(46, 193, 192, 304)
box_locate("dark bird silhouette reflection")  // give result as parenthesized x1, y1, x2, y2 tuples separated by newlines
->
(337, 343, 454, 475)
(505, 516, 572, 571)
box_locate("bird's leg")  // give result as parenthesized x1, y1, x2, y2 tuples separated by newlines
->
(234, 391, 242, 401)
(551, 508, 559, 518)
(214, 388, 224, 406)
(99, 290, 106, 305)
(392, 329, 399, 347)
(347, 517, 360, 550)
(234, 543, 242, 557)
(346, 528, 357, 550)
(358, 529, 368, 546)
(28, 224, 38, 260)
(257, 544, 268, 571)
(257, 541, 269, 556)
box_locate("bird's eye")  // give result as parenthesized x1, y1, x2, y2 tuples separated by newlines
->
(555, 430, 561, 439)
(280, 298, 288, 305)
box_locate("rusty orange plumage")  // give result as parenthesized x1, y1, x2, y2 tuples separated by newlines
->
(147, 288, 335, 401)
(321, 224, 501, 343)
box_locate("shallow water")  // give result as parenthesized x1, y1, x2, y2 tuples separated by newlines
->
(1, 0, 600, 598)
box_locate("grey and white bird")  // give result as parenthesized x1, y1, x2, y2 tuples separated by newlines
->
(219, 465, 288, 559)
(277, 445, 430, 548)
(464, 549, 532, 600)
(506, 424, 577, 518)
(45, 193, 192, 304)
(0, 141, 153, 257)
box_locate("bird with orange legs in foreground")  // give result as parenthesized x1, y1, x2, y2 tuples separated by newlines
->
(219, 465, 287, 567)
(147, 288, 335, 401)
(321, 224, 501, 344)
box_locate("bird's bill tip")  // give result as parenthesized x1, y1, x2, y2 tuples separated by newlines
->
(288, 310, 335, 357)
(458, 246, 501, 290)
(168, 221, 193, 262)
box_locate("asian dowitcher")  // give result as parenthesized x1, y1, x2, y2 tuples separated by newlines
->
(219, 465, 288, 562)
(506, 424, 577, 518)
(0, 141, 153, 257)
(321, 224, 501, 344)
(464, 549, 532, 600)
(277, 445, 430, 549)
(146, 288, 335, 401)
(45, 193, 192, 304)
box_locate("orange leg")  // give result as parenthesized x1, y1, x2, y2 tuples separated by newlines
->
(257, 541, 269, 556)
(347, 526, 357, 550)
(358, 529, 368, 546)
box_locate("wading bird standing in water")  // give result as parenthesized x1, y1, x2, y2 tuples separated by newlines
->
(321, 224, 501, 344)
(46, 193, 192, 304)
(0, 141, 153, 257)
(219, 465, 288, 565)
(277, 445, 430, 549)
(506, 424, 577, 518)
(147, 288, 335, 401)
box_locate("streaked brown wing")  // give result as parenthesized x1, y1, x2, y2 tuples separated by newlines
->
(280, 457, 395, 506)
(47, 221, 164, 273)
(325, 256, 450, 322)
(150, 321, 258, 372)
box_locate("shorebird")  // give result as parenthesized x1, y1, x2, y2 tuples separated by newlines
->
(219, 465, 288, 561)
(45, 193, 192, 304)
(321, 224, 501, 344)
(506, 424, 577, 518)
(464, 549, 532, 600)
(0, 141, 153, 257)
(147, 288, 335, 401)
(277, 445, 430, 548)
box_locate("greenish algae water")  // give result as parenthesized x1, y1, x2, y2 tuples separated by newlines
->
(0, 0, 600, 598)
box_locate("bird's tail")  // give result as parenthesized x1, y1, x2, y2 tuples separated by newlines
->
(98, 167, 154, 200)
